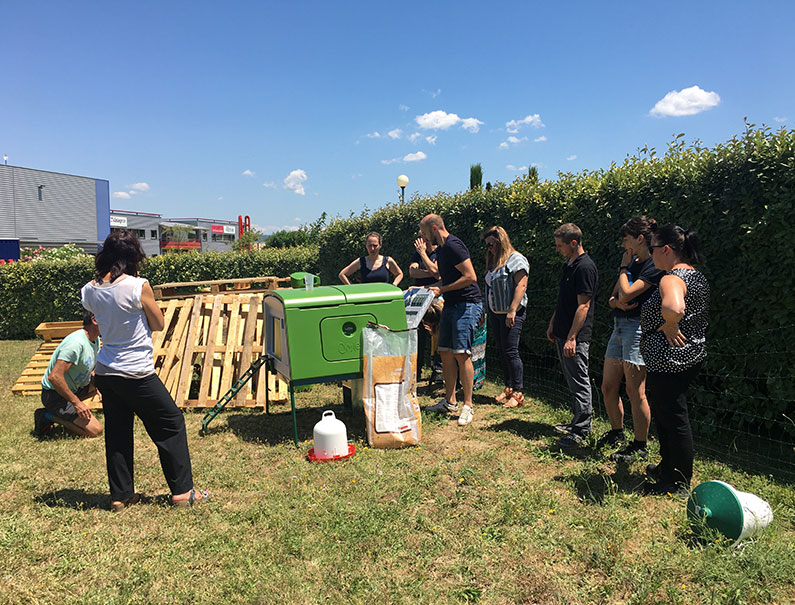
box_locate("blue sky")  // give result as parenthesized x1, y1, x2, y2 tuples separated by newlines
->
(2, 1, 793, 233)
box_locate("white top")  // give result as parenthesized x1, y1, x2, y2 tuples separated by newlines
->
(484, 251, 530, 313)
(81, 275, 155, 378)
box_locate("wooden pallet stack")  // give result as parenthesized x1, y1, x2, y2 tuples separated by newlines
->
(12, 293, 287, 409)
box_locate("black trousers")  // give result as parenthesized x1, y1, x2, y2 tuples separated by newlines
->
(95, 373, 193, 501)
(416, 326, 442, 381)
(645, 363, 702, 487)
(489, 307, 526, 391)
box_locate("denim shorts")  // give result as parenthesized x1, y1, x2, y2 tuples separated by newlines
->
(605, 316, 644, 366)
(438, 301, 482, 354)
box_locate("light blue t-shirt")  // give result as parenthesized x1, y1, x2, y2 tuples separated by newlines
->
(484, 251, 530, 313)
(41, 329, 99, 393)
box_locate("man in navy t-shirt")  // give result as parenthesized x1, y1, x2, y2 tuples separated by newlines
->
(546, 223, 598, 448)
(418, 214, 482, 427)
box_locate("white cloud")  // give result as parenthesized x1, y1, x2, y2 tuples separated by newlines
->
(650, 85, 720, 117)
(460, 117, 484, 133)
(388, 128, 403, 139)
(241, 169, 255, 177)
(351, 173, 363, 180)
(506, 113, 545, 133)
(403, 151, 427, 162)
(294, 217, 301, 222)
(422, 88, 442, 98)
(364, 131, 382, 139)
(217, 196, 223, 200)
(506, 164, 528, 171)
(408, 132, 422, 143)
(498, 135, 527, 149)
(566, 155, 577, 161)
(263, 182, 277, 189)
(259, 224, 300, 234)
(381, 158, 400, 165)
(283, 169, 307, 195)
(534, 135, 547, 142)
(415, 110, 483, 132)
(425, 135, 437, 145)
(774, 116, 787, 123)
(129, 182, 150, 192)
(112, 191, 131, 199)
(399, 104, 410, 112)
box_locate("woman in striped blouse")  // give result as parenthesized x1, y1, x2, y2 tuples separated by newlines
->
(483, 226, 529, 408)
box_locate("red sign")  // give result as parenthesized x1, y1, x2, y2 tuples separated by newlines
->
(160, 241, 201, 250)
(211, 225, 224, 234)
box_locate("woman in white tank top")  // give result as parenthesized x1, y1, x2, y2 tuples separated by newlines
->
(82, 231, 209, 510)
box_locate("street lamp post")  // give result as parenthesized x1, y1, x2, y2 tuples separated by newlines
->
(397, 174, 409, 204)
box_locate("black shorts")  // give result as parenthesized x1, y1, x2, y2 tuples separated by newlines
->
(40, 385, 90, 422)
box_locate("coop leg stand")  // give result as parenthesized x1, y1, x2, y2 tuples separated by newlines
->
(290, 383, 299, 447)
(199, 355, 269, 435)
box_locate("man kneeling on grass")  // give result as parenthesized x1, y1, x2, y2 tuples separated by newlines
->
(34, 310, 103, 438)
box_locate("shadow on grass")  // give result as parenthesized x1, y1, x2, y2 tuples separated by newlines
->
(553, 465, 648, 504)
(34, 488, 108, 511)
(486, 418, 561, 440)
(206, 405, 369, 446)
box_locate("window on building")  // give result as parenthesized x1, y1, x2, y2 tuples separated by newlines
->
(150, 230, 158, 239)
(132, 229, 146, 239)
(202, 232, 207, 241)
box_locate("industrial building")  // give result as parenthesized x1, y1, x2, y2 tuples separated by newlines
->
(0, 164, 110, 256)
(0, 163, 239, 259)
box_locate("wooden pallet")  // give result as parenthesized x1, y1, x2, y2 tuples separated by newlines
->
(12, 294, 287, 408)
(153, 276, 290, 299)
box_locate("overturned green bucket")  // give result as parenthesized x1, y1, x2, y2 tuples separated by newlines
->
(687, 480, 773, 545)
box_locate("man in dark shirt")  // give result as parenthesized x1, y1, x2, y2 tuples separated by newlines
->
(546, 223, 598, 447)
(409, 236, 442, 383)
(419, 214, 482, 427)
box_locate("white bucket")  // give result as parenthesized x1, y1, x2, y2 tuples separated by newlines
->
(687, 480, 773, 545)
(312, 410, 348, 459)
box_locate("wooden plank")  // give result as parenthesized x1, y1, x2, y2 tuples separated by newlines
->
(152, 299, 179, 352)
(175, 296, 205, 405)
(218, 297, 241, 396)
(235, 295, 258, 404)
(196, 296, 223, 406)
(162, 299, 194, 395)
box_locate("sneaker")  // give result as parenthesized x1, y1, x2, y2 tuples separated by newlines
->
(555, 432, 583, 448)
(610, 441, 649, 463)
(424, 398, 458, 414)
(457, 405, 474, 426)
(596, 429, 626, 449)
(33, 408, 54, 436)
(553, 424, 573, 435)
(645, 463, 662, 482)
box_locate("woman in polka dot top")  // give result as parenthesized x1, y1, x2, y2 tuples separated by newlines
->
(639, 225, 709, 496)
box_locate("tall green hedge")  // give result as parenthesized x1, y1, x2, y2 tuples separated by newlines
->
(0, 245, 318, 339)
(313, 125, 795, 437)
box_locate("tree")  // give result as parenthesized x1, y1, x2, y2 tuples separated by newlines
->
(528, 165, 539, 184)
(163, 225, 194, 253)
(230, 228, 264, 252)
(485, 181, 492, 191)
(470, 164, 482, 191)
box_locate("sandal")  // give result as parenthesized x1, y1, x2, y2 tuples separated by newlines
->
(502, 392, 525, 408)
(172, 489, 211, 508)
(110, 492, 145, 513)
(494, 387, 513, 404)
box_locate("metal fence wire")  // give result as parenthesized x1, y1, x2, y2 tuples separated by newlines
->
(475, 285, 795, 483)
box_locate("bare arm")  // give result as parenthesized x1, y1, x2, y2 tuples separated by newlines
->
(563, 294, 592, 357)
(338, 258, 361, 285)
(48, 360, 92, 420)
(505, 270, 528, 328)
(617, 273, 653, 303)
(657, 273, 687, 347)
(141, 281, 165, 332)
(413, 239, 439, 278)
(387, 257, 404, 287)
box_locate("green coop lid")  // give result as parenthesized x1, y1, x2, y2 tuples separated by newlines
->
(336, 283, 403, 304)
(266, 286, 346, 309)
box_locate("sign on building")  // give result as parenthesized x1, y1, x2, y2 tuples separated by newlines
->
(110, 216, 128, 227)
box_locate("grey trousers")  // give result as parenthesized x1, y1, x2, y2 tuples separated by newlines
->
(555, 337, 593, 435)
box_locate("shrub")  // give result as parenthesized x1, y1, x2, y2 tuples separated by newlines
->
(0, 245, 319, 339)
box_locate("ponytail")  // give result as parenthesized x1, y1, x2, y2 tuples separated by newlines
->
(652, 225, 706, 265)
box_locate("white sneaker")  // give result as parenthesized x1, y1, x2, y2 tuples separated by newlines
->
(457, 405, 474, 426)
(424, 398, 458, 414)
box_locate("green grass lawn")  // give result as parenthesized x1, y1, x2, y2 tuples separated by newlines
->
(1, 339, 793, 604)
